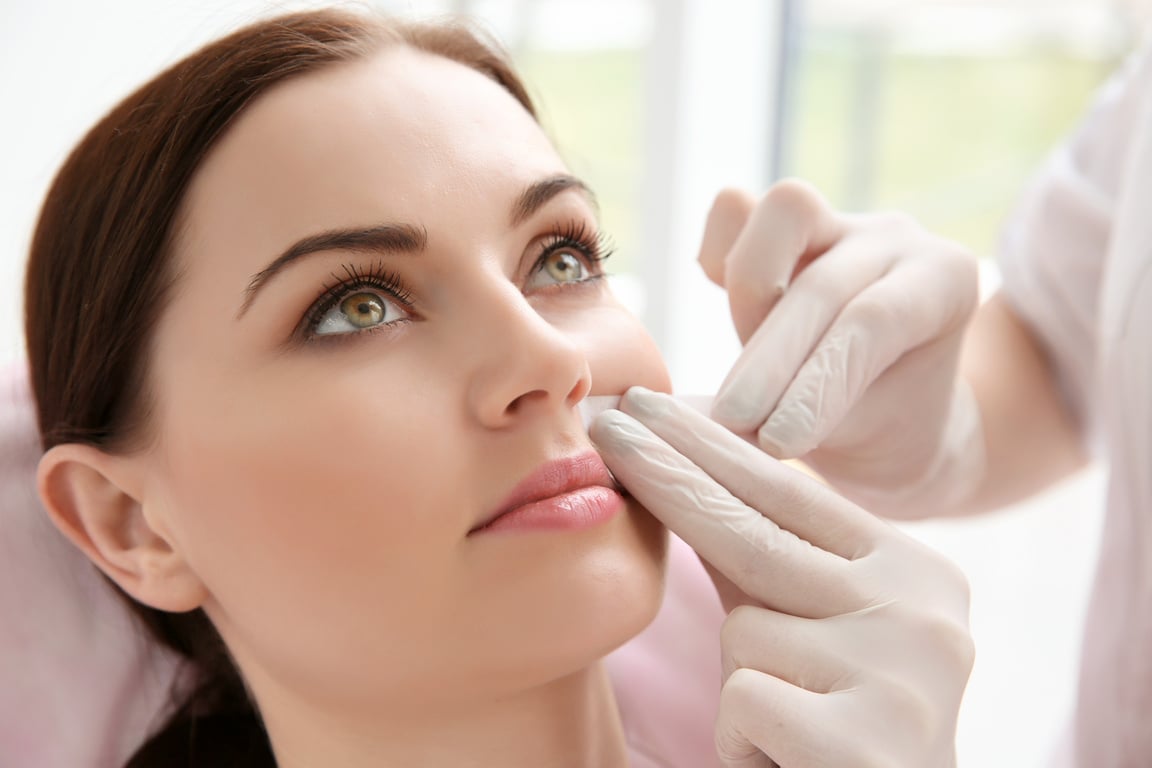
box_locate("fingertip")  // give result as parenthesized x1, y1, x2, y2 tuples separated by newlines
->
(755, 432, 789, 460)
(700, 187, 757, 287)
(764, 178, 831, 218)
(621, 383, 656, 400)
(619, 385, 682, 424)
(710, 385, 765, 436)
(711, 186, 758, 217)
(590, 400, 678, 458)
(587, 407, 633, 450)
(617, 384, 652, 413)
(757, 416, 808, 461)
(709, 399, 751, 434)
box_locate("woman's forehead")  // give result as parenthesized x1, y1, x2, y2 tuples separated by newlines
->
(163, 46, 575, 329)
(174, 46, 567, 275)
(185, 45, 562, 222)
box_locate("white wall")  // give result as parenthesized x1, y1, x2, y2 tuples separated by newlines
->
(1, 0, 357, 366)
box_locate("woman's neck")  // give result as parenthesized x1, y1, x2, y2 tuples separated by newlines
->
(260, 662, 630, 768)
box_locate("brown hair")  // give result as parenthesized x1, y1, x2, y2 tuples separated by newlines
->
(24, 8, 535, 765)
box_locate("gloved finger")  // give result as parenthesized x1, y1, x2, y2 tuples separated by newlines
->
(711, 235, 893, 436)
(758, 256, 975, 458)
(616, 386, 886, 561)
(715, 668, 826, 768)
(720, 605, 850, 694)
(698, 187, 756, 287)
(723, 179, 847, 344)
(591, 411, 867, 618)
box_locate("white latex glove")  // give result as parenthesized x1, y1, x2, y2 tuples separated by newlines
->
(700, 181, 983, 514)
(591, 387, 973, 768)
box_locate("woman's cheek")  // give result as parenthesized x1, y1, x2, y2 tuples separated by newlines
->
(578, 304, 671, 396)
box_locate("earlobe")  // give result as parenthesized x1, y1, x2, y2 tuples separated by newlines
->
(37, 444, 207, 613)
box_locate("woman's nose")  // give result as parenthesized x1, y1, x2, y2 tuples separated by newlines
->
(462, 285, 591, 430)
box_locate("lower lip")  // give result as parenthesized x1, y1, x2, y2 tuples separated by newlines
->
(473, 486, 625, 535)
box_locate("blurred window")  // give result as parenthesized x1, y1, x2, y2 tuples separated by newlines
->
(376, 0, 652, 278)
(783, 0, 1132, 256)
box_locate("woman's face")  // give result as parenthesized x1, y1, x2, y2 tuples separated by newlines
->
(136, 46, 671, 714)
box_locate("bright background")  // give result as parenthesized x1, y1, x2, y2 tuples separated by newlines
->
(1, 1, 1141, 764)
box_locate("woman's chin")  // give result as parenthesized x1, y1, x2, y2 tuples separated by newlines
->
(457, 505, 669, 695)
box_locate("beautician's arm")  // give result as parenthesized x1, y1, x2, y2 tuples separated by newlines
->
(901, 48, 1152, 518)
(950, 292, 1090, 516)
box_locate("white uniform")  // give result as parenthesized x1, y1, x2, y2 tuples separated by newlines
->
(998, 46, 1152, 766)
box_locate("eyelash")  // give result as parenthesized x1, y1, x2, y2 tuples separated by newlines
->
(536, 220, 616, 274)
(301, 261, 414, 340)
(299, 221, 614, 341)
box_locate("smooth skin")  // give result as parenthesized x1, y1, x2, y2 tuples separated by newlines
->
(36, 47, 671, 768)
(957, 292, 1088, 513)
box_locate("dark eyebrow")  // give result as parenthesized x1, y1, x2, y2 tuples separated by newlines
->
(238, 223, 427, 318)
(510, 174, 597, 227)
(238, 175, 594, 319)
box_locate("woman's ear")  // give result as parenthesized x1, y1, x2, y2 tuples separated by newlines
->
(37, 443, 207, 613)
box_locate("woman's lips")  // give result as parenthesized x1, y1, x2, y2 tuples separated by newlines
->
(469, 451, 623, 535)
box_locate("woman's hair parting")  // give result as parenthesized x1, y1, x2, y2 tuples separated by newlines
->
(23, 8, 536, 765)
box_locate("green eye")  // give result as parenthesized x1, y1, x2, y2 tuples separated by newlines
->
(304, 263, 414, 340)
(313, 289, 405, 336)
(341, 292, 386, 328)
(543, 251, 587, 283)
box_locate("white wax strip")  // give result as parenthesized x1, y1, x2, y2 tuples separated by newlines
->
(578, 395, 621, 428)
(578, 393, 714, 428)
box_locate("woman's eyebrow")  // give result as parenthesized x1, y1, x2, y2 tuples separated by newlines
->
(238, 223, 427, 318)
(237, 174, 596, 319)
(510, 174, 597, 226)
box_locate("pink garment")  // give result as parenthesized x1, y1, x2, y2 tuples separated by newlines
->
(0, 363, 180, 768)
(0, 361, 723, 767)
(605, 531, 724, 768)
(997, 44, 1152, 766)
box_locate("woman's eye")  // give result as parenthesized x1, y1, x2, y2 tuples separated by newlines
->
(525, 249, 591, 291)
(313, 290, 407, 336)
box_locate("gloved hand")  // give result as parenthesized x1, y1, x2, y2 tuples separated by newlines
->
(700, 181, 983, 514)
(591, 387, 973, 768)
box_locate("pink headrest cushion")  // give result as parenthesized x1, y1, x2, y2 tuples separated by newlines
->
(0, 363, 179, 768)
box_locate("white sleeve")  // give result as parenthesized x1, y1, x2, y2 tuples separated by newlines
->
(997, 46, 1152, 448)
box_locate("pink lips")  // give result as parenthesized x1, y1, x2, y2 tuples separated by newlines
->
(469, 451, 624, 535)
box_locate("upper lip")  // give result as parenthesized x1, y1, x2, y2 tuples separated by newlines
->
(470, 450, 618, 533)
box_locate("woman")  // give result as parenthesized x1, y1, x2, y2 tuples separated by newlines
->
(20, 7, 972, 766)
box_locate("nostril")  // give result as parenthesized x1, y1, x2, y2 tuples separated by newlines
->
(566, 373, 592, 408)
(504, 389, 549, 417)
